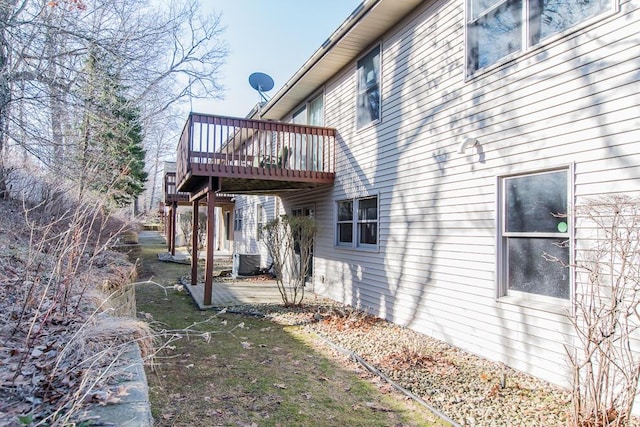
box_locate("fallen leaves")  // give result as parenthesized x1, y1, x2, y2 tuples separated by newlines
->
(319, 307, 383, 331)
(93, 385, 131, 406)
(0, 199, 149, 425)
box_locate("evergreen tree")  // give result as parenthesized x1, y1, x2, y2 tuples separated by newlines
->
(103, 90, 148, 207)
(82, 52, 147, 207)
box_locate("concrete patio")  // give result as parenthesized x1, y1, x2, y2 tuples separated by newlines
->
(140, 230, 307, 310)
(183, 278, 290, 310)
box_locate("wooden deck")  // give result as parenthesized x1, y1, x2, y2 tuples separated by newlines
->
(164, 171, 190, 204)
(176, 113, 336, 194)
(164, 170, 234, 205)
(170, 113, 337, 305)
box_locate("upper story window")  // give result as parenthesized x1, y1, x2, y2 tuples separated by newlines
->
(308, 95, 324, 127)
(356, 45, 381, 129)
(292, 94, 324, 126)
(467, 0, 612, 75)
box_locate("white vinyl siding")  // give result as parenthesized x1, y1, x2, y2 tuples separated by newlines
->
(312, 0, 639, 392)
(233, 196, 278, 266)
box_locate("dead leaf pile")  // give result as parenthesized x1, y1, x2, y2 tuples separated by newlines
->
(0, 199, 147, 425)
(378, 346, 458, 377)
(319, 306, 382, 331)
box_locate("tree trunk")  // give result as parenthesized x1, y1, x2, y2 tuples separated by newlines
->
(0, 3, 12, 199)
(147, 145, 160, 213)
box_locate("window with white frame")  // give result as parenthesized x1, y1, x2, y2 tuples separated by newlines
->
(233, 208, 242, 232)
(290, 94, 324, 171)
(467, 0, 612, 74)
(358, 197, 378, 245)
(336, 200, 353, 245)
(499, 169, 570, 300)
(308, 95, 324, 127)
(336, 196, 378, 248)
(356, 45, 381, 129)
(291, 107, 307, 170)
(256, 204, 264, 240)
(308, 95, 324, 171)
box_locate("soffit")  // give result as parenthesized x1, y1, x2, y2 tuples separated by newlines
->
(257, 0, 424, 121)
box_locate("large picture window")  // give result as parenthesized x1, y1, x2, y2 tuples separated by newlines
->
(336, 196, 378, 248)
(500, 170, 570, 300)
(467, 0, 612, 74)
(356, 45, 381, 129)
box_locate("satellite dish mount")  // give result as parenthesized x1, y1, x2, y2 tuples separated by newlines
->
(249, 72, 274, 104)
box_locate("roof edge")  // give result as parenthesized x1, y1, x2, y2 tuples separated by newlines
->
(252, 0, 378, 120)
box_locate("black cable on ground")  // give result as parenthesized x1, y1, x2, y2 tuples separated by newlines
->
(309, 331, 462, 427)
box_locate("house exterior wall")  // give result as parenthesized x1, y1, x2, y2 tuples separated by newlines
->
(278, 0, 640, 390)
(232, 195, 279, 268)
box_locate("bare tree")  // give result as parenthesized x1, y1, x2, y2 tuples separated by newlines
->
(561, 196, 640, 426)
(0, 0, 227, 205)
(262, 215, 317, 306)
(140, 112, 182, 213)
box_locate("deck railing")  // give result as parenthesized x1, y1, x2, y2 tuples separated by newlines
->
(176, 113, 336, 191)
(164, 172, 190, 203)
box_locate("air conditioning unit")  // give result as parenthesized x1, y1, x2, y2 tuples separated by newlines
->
(232, 253, 261, 277)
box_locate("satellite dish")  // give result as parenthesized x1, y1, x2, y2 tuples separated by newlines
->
(249, 72, 274, 103)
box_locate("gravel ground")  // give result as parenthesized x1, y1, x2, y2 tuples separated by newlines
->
(225, 299, 574, 427)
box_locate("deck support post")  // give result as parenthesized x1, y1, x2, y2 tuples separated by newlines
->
(204, 182, 216, 306)
(169, 202, 177, 256)
(190, 199, 198, 285)
(165, 205, 171, 250)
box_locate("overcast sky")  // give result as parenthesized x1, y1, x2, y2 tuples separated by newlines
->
(192, 0, 362, 118)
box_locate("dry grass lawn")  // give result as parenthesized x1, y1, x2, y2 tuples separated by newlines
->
(134, 233, 446, 426)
